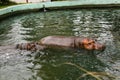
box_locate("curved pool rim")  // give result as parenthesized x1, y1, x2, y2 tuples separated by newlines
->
(0, 0, 120, 19)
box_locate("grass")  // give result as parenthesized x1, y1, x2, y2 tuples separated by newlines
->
(0, 0, 68, 9)
(0, 5, 14, 9)
(0, 1, 17, 9)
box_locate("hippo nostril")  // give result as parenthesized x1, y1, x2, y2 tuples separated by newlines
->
(102, 45, 106, 51)
(97, 44, 106, 51)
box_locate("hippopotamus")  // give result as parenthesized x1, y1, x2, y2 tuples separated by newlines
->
(16, 36, 105, 51)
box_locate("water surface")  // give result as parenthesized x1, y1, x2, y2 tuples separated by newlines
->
(0, 8, 120, 80)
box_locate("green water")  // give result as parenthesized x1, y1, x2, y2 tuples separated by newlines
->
(0, 9, 120, 80)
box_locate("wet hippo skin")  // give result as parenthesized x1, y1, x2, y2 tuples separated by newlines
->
(16, 36, 105, 51)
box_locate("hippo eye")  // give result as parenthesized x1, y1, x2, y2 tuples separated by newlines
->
(88, 41, 95, 45)
(88, 43, 92, 45)
(92, 41, 95, 43)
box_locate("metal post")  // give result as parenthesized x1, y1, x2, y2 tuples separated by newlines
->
(26, 0, 28, 3)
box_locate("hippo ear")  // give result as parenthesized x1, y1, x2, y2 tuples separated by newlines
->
(94, 39, 97, 41)
(35, 42, 39, 45)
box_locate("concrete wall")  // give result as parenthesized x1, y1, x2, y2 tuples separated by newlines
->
(10, 0, 51, 3)
(0, 0, 120, 19)
(10, 0, 26, 3)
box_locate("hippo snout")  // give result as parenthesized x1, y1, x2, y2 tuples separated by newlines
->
(94, 43, 105, 51)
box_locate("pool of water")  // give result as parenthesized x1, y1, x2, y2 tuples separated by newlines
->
(0, 8, 120, 80)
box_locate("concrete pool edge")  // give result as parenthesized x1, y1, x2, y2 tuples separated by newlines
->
(0, 0, 120, 19)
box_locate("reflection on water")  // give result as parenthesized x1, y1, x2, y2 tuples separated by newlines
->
(0, 9, 120, 80)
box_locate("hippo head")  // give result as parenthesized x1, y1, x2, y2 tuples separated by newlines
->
(81, 38, 105, 51)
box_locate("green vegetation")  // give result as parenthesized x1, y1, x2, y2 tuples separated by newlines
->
(0, 0, 9, 4)
(0, 0, 16, 5)
(0, 0, 68, 9)
(0, 0, 17, 9)
(0, 5, 13, 9)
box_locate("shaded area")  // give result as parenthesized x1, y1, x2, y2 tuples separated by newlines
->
(27, 49, 108, 80)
